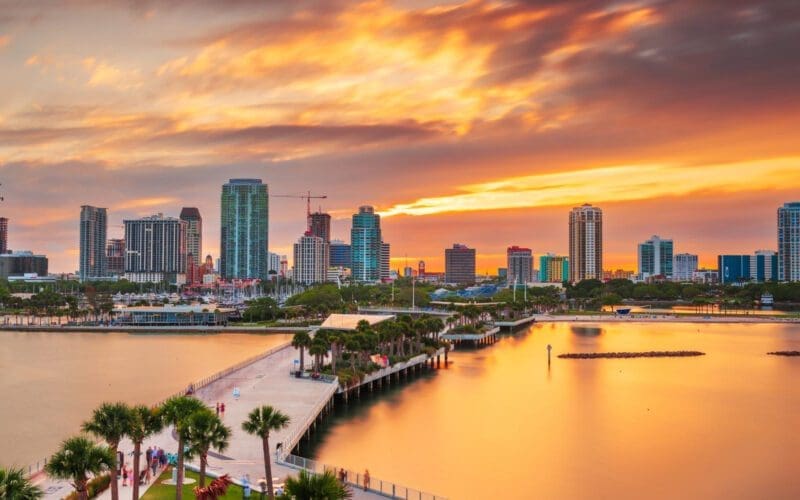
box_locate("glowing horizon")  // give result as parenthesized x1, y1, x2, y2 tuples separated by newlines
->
(0, 1, 798, 273)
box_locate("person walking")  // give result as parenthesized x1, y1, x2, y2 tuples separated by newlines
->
(215, 402, 220, 416)
(145, 446, 153, 470)
(122, 466, 129, 487)
(364, 469, 370, 491)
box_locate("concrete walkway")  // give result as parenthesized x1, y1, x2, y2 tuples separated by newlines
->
(37, 342, 386, 500)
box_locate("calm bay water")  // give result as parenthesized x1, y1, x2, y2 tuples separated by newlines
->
(0, 331, 291, 468)
(311, 322, 800, 500)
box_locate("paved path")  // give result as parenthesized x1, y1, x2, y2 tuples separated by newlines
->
(37, 342, 386, 500)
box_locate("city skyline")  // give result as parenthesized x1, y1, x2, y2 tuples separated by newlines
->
(0, 1, 799, 273)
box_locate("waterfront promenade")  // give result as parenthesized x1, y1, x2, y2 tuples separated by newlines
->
(34, 340, 444, 499)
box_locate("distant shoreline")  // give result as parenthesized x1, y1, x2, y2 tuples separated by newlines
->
(0, 325, 310, 334)
(535, 314, 800, 324)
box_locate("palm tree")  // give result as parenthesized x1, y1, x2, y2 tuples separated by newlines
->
(241, 406, 290, 500)
(183, 409, 231, 487)
(282, 470, 351, 500)
(82, 402, 132, 500)
(291, 331, 312, 374)
(308, 339, 328, 372)
(45, 436, 115, 500)
(127, 405, 163, 500)
(160, 396, 206, 500)
(0, 466, 44, 499)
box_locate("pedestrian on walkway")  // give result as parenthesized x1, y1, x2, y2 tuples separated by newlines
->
(122, 466, 129, 487)
(151, 456, 158, 477)
(216, 402, 220, 416)
(145, 447, 153, 469)
(221, 402, 225, 415)
(364, 469, 370, 491)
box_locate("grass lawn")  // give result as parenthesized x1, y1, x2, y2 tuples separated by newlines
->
(141, 467, 247, 500)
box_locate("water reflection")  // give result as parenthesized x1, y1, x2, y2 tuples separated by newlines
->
(570, 325, 604, 336)
(0, 331, 291, 467)
(313, 322, 800, 500)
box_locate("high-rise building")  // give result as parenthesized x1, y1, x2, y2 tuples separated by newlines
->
(79, 205, 108, 282)
(507, 246, 533, 285)
(106, 238, 125, 276)
(351, 206, 382, 282)
(380, 242, 391, 280)
(180, 207, 202, 268)
(539, 254, 569, 283)
(329, 239, 351, 268)
(445, 243, 476, 285)
(569, 204, 603, 282)
(309, 212, 331, 243)
(293, 232, 328, 284)
(637, 235, 674, 280)
(0, 217, 8, 254)
(718, 251, 778, 284)
(220, 179, 269, 280)
(673, 253, 698, 282)
(124, 214, 187, 284)
(268, 251, 281, 275)
(778, 202, 800, 281)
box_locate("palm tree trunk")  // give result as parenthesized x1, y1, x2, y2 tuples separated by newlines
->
(110, 444, 119, 500)
(132, 442, 142, 500)
(176, 437, 185, 500)
(76, 478, 89, 500)
(263, 436, 274, 500)
(199, 453, 207, 487)
(299, 348, 305, 373)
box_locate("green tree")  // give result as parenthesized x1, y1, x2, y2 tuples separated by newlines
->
(291, 331, 312, 373)
(0, 466, 44, 500)
(183, 410, 231, 487)
(160, 396, 206, 500)
(241, 406, 291, 500)
(127, 405, 163, 500)
(280, 470, 351, 500)
(81, 402, 132, 500)
(45, 436, 114, 500)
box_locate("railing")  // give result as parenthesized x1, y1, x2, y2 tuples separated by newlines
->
(281, 453, 447, 500)
(24, 457, 49, 478)
(155, 341, 293, 407)
(279, 383, 338, 457)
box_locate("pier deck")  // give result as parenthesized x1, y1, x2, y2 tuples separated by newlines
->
(37, 341, 445, 499)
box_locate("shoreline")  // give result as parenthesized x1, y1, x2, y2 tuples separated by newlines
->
(534, 314, 800, 324)
(0, 325, 311, 334)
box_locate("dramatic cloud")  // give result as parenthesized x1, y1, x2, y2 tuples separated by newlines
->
(0, 0, 798, 272)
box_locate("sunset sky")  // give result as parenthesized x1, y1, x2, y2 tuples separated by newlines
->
(1, 0, 798, 273)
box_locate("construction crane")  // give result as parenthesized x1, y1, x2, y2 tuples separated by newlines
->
(272, 191, 328, 229)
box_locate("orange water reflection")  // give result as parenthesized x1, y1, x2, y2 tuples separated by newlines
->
(313, 322, 800, 499)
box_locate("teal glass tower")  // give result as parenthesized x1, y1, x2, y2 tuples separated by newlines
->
(220, 179, 269, 280)
(350, 205, 382, 282)
(778, 202, 800, 282)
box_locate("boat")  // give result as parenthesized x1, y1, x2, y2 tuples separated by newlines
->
(614, 307, 632, 315)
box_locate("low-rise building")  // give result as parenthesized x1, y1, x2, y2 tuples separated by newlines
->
(0, 251, 48, 279)
(114, 305, 233, 326)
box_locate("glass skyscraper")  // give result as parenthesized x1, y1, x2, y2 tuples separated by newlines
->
(637, 235, 673, 280)
(351, 206, 382, 282)
(220, 179, 269, 280)
(778, 202, 800, 281)
(329, 239, 351, 268)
